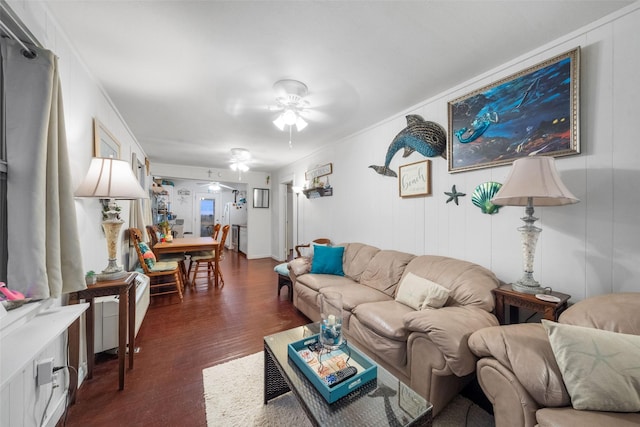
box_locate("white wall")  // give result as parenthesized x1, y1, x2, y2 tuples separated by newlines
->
(273, 4, 640, 303)
(4, 2, 149, 425)
(152, 163, 272, 258)
(165, 178, 247, 235)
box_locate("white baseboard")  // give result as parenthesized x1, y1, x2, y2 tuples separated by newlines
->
(42, 388, 69, 427)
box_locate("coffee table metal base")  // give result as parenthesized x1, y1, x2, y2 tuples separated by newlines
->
(264, 346, 290, 403)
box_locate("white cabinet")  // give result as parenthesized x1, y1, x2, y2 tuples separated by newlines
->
(239, 226, 248, 254)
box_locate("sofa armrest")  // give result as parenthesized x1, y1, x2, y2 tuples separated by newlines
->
(287, 257, 311, 283)
(475, 358, 539, 427)
(403, 306, 499, 376)
(468, 323, 570, 408)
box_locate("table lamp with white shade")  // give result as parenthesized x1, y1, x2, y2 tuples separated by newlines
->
(75, 157, 147, 281)
(491, 156, 579, 294)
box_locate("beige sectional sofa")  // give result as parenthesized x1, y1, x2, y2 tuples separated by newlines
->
(469, 293, 640, 427)
(289, 242, 500, 415)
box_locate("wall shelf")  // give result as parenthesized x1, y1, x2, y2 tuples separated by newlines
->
(1, 302, 88, 389)
(302, 187, 333, 199)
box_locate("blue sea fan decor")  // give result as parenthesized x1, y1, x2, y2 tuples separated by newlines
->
(472, 182, 503, 214)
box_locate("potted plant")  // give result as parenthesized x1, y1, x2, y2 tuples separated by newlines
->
(85, 270, 97, 286)
(158, 220, 170, 236)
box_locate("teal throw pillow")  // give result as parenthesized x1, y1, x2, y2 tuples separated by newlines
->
(310, 245, 344, 276)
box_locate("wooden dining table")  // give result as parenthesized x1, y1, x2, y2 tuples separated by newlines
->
(153, 237, 220, 287)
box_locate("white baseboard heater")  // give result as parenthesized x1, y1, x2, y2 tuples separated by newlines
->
(93, 273, 150, 353)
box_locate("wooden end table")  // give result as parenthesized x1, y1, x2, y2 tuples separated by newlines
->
(69, 272, 137, 392)
(492, 284, 570, 325)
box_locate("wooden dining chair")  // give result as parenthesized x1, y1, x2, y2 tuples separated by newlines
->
(129, 227, 183, 301)
(191, 224, 229, 289)
(212, 223, 221, 240)
(146, 225, 160, 246)
(146, 224, 188, 289)
(294, 238, 331, 258)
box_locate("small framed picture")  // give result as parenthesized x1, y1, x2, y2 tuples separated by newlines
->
(93, 118, 121, 159)
(253, 188, 269, 208)
(398, 160, 431, 198)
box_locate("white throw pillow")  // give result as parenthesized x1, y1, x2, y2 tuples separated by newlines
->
(395, 272, 450, 311)
(542, 320, 640, 412)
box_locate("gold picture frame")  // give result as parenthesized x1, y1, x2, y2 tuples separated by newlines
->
(447, 48, 580, 173)
(398, 160, 431, 198)
(93, 118, 121, 159)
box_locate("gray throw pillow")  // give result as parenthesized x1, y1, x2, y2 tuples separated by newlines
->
(542, 319, 640, 412)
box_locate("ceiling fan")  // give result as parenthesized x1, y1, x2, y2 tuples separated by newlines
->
(270, 79, 311, 131)
(197, 181, 236, 192)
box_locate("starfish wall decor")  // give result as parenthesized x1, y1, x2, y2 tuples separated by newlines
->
(445, 185, 466, 205)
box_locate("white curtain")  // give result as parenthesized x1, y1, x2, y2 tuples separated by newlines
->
(128, 152, 149, 270)
(2, 38, 85, 298)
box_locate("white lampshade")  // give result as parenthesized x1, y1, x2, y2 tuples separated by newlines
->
(75, 157, 147, 199)
(491, 156, 579, 207)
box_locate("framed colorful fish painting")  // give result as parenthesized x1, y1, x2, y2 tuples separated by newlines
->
(447, 48, 580, 173)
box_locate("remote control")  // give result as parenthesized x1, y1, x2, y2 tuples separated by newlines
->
(325, 366, 358, 388)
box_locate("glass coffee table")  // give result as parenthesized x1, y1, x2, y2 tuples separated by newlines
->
(264, 323, 433, 426)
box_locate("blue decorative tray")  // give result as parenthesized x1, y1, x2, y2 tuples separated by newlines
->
(287, 334, 377, 403)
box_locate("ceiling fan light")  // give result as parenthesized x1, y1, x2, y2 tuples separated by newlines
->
(239, 163, 249, 172)
(273, 115, 286, 131)
(283, 109, 298, 126)
(295, 116, 308, 132)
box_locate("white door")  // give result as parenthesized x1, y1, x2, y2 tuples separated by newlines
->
(194, 193, 218, 237)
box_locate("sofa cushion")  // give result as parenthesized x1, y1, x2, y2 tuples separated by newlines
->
(360, 250, 415, 296)
(274, 262, 289, 276)
(395, 272, 450, 310)
(341, 243, 380, 282)
(402, 255, 498, 311)
(310, 245, 345, 275)
(296, 273, 354, 292)
(542, 320, 640, 412)
(352, 300, 413, 341)
(559, 292, 640, 335)
(321, 283, 391, 312)
(536, 407, 640, 427)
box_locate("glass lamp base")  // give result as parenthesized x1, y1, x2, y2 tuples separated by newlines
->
(97, 269, 128, 282)
(97, 258, 128, 282)
(512, 272, 545, 294)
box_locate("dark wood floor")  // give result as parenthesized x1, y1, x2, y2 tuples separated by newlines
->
(62, 250, 309, 426)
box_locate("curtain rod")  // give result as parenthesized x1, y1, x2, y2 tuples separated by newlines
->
(0, 19, 34, 56)
(0, 1, 39, 55)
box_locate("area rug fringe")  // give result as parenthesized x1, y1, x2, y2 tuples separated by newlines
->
(203, 352, 494, 427)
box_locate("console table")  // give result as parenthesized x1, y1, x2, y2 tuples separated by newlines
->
(69, 272, 137, 392)
(493, 284, 571, 324)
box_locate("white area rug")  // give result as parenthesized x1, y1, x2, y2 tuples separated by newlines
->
(203, 352, 494, 426)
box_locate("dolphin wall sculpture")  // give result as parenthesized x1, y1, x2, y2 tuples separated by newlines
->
(369, 115, 446, 177)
